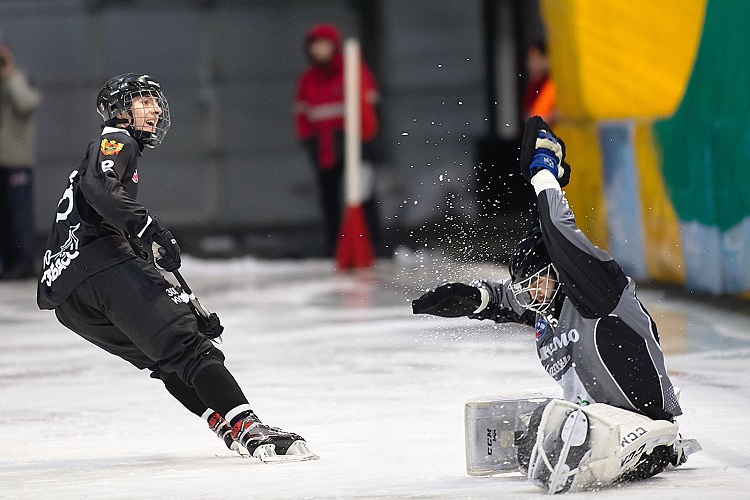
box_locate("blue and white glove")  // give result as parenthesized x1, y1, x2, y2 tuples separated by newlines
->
(519, 116, 571, 186)
(530, 131, 564, 177)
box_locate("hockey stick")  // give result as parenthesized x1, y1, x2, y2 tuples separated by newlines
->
(172, 270, 223, 344)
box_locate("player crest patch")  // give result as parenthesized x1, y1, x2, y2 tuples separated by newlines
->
(100, 139, 124, 156)
(132, 169, 139, 183)
(535, 317, 549, 341)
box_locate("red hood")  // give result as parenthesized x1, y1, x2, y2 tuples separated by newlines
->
(305, 23, 342, 54)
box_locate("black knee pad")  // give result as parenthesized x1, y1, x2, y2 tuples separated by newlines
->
(184, 346, 227, 386)
(202, 346, 225, 363)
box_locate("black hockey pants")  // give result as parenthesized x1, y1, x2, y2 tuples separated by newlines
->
(54, 257, 223, 386)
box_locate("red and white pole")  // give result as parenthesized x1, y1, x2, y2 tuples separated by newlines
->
(344, 38, 362, 207)
(335, 38, 374, 269)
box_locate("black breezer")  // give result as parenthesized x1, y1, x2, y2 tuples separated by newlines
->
(54, 257, 222, 386)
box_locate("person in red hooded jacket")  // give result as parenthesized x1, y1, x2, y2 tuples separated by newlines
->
(294, 23, 382, 256)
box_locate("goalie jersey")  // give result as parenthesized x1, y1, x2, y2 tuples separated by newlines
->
(37, 127, 151, 310)
(475, 171, 682, 421)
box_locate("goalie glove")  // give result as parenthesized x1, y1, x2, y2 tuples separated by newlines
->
(412, 282, 490, 317)
(519, 115, 571, 187)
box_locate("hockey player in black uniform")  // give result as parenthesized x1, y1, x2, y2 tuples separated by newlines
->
(413, 116, 699, 492)
(37, 73, 316, 462)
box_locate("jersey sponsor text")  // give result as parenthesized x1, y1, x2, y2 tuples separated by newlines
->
(539, 328, 580, 360)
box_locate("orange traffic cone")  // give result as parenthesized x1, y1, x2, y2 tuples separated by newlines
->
(335, 205, 374, 269)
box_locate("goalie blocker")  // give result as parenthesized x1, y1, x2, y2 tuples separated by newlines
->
(465, 392, 701, 494)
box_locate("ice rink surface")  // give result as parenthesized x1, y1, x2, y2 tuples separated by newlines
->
(2, 255, 750, 499)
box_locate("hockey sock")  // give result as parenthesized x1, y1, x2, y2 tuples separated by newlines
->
(226, 405, 259, 426)
(161, 371, 210, 417)
(191, 363, 250, 419)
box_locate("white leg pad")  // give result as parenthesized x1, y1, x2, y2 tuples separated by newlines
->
(528, 400, 679, 494)
(464, 387, 562, 475)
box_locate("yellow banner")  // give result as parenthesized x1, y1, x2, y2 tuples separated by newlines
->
(541, 0, 706, 120)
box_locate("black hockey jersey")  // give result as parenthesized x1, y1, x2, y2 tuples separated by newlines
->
(37, 127, 150, 309)
(476, 170, 682, 421)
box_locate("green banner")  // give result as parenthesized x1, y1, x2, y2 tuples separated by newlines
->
(655, 1, 750, 231)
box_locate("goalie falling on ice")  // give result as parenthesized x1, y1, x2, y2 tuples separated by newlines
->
(412, 116, 700, 493)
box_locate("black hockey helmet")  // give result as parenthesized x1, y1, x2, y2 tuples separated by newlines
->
(510, 227, 551, 282)
(509, 226, 560, 313)
(96, 73, 170, 148)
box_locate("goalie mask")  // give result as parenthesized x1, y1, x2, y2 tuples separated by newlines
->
(509, 227, 560, 314)
(96, 73, 171, 148)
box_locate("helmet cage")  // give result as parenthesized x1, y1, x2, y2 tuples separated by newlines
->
(122, 87, 170, 148)
(96, 74, 171, 148)
(510, 262, 560, 314)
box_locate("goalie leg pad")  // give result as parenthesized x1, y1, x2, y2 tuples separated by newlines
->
(464, 388, 561, 475)
(527, 400, 680, 494)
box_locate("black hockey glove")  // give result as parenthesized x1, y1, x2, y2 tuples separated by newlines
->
(143, 216, 181, 272)
(194, 310, 224, 340)
(519, 115, 571, 187)
(412, 282, 487, 317)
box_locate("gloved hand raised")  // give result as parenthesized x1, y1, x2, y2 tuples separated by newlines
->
(519, 115, 571, 187)
(142, 216, 181, 272)
(412, 282, 489, 317)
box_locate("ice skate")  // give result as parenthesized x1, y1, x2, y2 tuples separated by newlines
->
(207, 411, 249, 457)
(231, 413, 318, 463)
